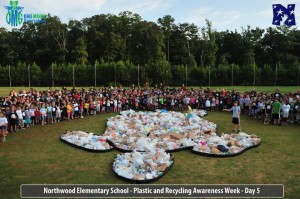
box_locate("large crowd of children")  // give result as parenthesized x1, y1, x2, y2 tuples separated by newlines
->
(0, 84, 299, 142)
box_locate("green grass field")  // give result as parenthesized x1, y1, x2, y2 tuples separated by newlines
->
(0, 86, 299, 97)
(0, 111, 299, 199)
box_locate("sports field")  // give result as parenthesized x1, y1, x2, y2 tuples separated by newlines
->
(0, 110, 299, 199)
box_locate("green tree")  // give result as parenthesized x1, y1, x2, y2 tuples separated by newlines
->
(158, 15, 175, 62)
(71, 37, 88, 64)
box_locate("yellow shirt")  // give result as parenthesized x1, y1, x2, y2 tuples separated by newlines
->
(187, 106, 192, 114)
(84, 103, 89, 109)
(67, 105, 72, 113)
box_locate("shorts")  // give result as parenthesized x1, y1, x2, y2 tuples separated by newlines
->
(187, 113, 193, 119)
(283, 112, 289, 118)
(10, 119, 18, 125)
(47, 112, 52, 118)
(273, 113, 279, 119)
(25, 118, 31, 124)
(31, 116, 36, 121)
(245, 106, 249, 110)
(0, 126, 7, 130)
(232, 117, 240, 124)
(18, 118, 23, 125)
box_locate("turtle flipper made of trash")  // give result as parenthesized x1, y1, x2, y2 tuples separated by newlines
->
(61, 131, 113, 152)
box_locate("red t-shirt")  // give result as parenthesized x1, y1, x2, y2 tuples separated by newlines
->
(35, 110, 40, 117)
(89, 102, 94, 108)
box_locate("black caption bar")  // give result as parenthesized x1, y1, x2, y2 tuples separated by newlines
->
(21, 184, 284, 198)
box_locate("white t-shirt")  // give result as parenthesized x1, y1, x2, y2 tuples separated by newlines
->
(29, 109, 35, 116)
(205, 99, 211, 107)
(282, 104, 290, 113)
(16, 110, 23, 119)
(74, 103, 79, 111)
(0, 117, 8, 126)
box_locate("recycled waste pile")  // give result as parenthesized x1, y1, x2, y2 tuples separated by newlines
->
(113, 149, 174, 182)
(61, 131, 113, 151)
(104, 110, 216, 152)
(60, 109, 261, 183)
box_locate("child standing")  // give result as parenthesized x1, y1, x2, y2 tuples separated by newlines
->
(46, 103, 53, 124)
(35, 105, 40, 125)
(79, 99, 84, 118)
(205, 98, 211, 111)
(84, 100, 89, 116)
(110, 98, 114, 112)
(272, 98, 281, 125)
(171, 97, 175, 111)
(67, 102, 73, 120)
(29, 105, 36, 126)
(89, 100, 94, 115)
(114, 98, 118, 112)
(16, 106, 24, 130)
(106, 99, 110, 113)
(264, 100, 272, 124)
(135, 97, 140, 110)
(118, 98, 122, 112)
(0, 112, 8, 142)
(96, 99, 100, 114)
(24, 106, 31, 127)
(40, 104, 47, 125)
(73, 101, 79, 119)
(211, 97, 216, 111)
(244, 95, 251, 115)
(215, 97, 220, 111)
(223, 101, 242, 132)
(102, 98, 106, 113)
(10, 106, 19, 132)
(52, 102, 57, 124)
(282, 101, 290, 125)
(5, 107, 11, 132)
(56, 105, 61, 122)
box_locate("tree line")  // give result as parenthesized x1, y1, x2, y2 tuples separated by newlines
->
(0, 11, 299, 86)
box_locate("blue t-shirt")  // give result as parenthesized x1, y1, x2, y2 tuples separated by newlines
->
(231, 106, 241, 118)
(239, 98, 244, 105)
(47, 106, 52, 113)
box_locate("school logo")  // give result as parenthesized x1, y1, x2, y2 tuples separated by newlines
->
(272, 4, 296, 26)
(4, 0, 46, 27)
(4, 0, 23, 26)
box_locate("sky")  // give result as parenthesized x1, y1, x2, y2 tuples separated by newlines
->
(0, 0, 299, 31)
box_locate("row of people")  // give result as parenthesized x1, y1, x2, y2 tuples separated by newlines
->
(1, 86, 299, 142)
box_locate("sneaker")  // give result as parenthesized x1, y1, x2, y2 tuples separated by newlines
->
(232, 129, 236, 132)
(238, 129, 242, 132)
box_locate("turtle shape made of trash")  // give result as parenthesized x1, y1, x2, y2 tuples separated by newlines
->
(60, 109, 261, 183)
